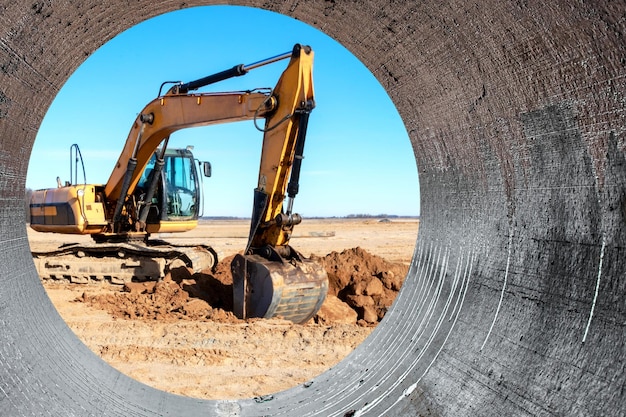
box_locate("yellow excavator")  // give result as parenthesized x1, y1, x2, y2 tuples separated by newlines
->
(29, 44, 328, 323)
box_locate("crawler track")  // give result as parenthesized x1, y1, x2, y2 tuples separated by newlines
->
(32, 240, 217, 284)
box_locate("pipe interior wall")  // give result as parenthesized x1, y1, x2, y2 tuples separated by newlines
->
(0, 1, 624, 416)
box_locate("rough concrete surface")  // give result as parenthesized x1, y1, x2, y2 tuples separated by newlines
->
(0, 1, 624, 416)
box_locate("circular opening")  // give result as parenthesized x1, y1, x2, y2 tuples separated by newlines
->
(26, 5, 419, 400)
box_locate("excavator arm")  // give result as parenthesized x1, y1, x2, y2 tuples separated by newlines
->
(232, 45, 328, 323)
(247, 44, 314, 251)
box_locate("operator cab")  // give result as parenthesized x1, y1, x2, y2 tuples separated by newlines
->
(137, 148, 209, 226)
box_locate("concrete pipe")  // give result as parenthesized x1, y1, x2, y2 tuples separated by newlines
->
(0, 1, 624, 416)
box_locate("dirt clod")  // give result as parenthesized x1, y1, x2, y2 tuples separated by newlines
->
(315, 295, 358, 325)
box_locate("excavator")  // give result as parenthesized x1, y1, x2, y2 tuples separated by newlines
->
(29, 44, 328, 323)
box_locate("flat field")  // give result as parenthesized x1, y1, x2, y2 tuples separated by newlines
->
(28, 218, 419, 400)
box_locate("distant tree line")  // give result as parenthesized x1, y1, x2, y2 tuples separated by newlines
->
(345, 214, 396, 219)
(200, 214, 420, 221)
(307, 214, 420, 219)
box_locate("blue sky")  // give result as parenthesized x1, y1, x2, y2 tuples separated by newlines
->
(27, 5, 419, 217)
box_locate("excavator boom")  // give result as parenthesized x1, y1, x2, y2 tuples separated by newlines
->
(104, 91, 274, 202)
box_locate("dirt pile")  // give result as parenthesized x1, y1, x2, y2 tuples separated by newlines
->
(76, 248, 408, 326)
(77, 255, 239, 323)
(312, 247, 408, 325)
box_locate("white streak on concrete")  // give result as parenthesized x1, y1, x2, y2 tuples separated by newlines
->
(481, 226, 513, 351)
(583, 234, 605, 343)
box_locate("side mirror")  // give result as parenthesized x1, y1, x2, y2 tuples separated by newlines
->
(202, 161, 212, 178)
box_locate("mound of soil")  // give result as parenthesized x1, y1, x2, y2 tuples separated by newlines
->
(77, 248, 408, 326)
(77, 255, 240, 323)
(312, 247, 408, 325)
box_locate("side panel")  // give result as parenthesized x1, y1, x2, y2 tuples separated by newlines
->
(29, 185, 107, 234)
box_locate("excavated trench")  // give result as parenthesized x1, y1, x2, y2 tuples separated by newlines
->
(1, 1, 625, 416)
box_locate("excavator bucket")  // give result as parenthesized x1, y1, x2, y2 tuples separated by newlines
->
(231, 252, 328, 324)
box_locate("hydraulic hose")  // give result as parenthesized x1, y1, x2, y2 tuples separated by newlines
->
(285, 100, 314, 215)
(175, 50, 293, 94)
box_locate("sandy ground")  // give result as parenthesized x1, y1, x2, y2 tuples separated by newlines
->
(28, 218, 418, 400)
